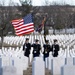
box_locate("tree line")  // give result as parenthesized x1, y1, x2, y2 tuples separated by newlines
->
(0, 0, 75, 36)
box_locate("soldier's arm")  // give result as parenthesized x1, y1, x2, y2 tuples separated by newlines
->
(58, 45, 60, 51)
(29, 43, 31, 50)
(23, 44, 25, 51)
(48, 45, 51, 52)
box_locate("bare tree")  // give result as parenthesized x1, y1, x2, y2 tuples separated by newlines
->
(18, 0, 32, 17)
(0, 0, 20, 49)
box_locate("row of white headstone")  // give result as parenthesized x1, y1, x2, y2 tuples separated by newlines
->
(2, 34, 75, 50)
(32, 52, 75, 75)
(0, 47, 75, 75)
(1, 34, 75, 75)
(45, 52, 75, 75)
(32, 53, 75, 75)
(0, 47, 30, 75)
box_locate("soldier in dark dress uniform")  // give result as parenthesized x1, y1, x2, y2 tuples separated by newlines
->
(23, 38, 31, 57)
(32, 39, 41, 58)
(43, 40, 51, 61)
(52, 39, 60, 57)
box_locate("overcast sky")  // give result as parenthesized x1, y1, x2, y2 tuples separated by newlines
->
(32, 0, 75, 6)
(2, 0, 75, 6)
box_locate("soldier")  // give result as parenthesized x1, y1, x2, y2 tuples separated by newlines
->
(23, 38, 31, 57)
(32, 39, 41, 58)
(43, 40, 51, 61)
(52, 39, 60, 57)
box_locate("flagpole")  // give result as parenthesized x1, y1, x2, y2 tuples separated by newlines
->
(43, 15, 47, 69)
(44, 15, 47, 42)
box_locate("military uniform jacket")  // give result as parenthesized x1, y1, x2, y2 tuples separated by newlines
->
(43, 44, 51, 57)
(23, 43, 31, 57)
(52, 44, 59, 57)
(32, 44, 41, 55)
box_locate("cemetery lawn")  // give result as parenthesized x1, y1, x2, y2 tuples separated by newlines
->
(2, 42, 21, 48)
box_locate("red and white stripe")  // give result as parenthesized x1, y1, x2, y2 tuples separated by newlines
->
(12, 19, 34, 36)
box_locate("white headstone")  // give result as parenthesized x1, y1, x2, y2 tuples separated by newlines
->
(1, 66, 16, 75)
(48, 52, 53, 70)
(61, 65, 75, 75)
(32, 57, 45, 75)
(45, 58, 49, 69)
(51, 57, 65, 75)
(65, 58, 74, 65)
(2, 56, 10, 67)
(13, 56, 28, 75)
(61, 58, 75, 75)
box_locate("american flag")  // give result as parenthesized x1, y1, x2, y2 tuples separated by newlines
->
(12, 14, 34, 36)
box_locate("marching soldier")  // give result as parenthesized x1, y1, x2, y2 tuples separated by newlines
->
(23, 38, 31, 57)
(52, 39, 60, 57)
(32, 39, 41, 58)
(43, 40, 51, 61)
